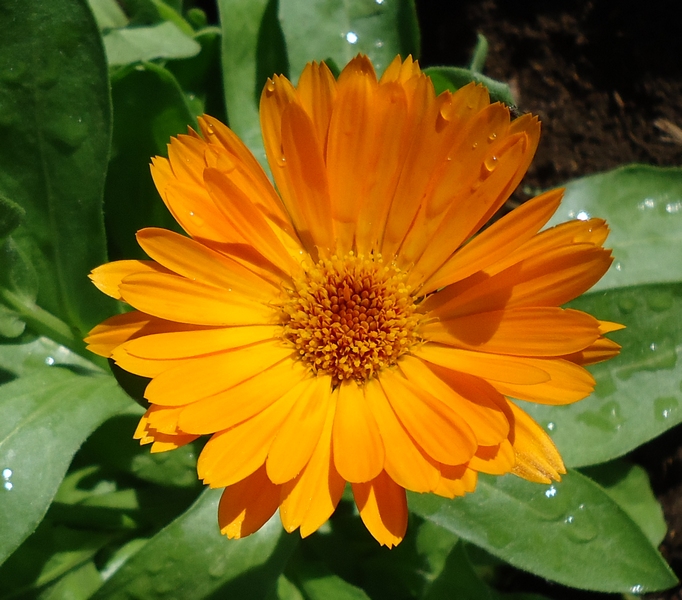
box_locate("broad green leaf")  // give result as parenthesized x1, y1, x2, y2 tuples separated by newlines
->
(581, 461, 667, 547)
(425, 67, 516, 107)
(38, 560, 102, 600)
(106, 63, 196, 260)
(0, 0, 115, 335)
(524, 283, 682, 466)
(0, 336, 99, 379)
(0, 194, 24, 239)
(279, 0, 420, 83)
(0, 369, 129, 565)
(548, 165, 682, 292)
(409, 470, 677, 593)
(103, 22, 201, 66)
(87, 0, 129, 29)
(93, 489, 297, 599)
(272, 575, 305, 600)
(0, 236, 36, 339)
(423, 542, 495, 600)
(218, 0, 285, 166)
(0, 519, 110, 599)
(291, 560, 370, 600)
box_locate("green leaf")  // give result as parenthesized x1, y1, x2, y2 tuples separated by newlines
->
(409, 470, 677, 593)
(218, 0, 283, 166)
(581, 461, 667, 547)
(105, 63, 196, 260)
(87, 0, 129, 30)
(0, 369, 129, 565)
(279, 0, 420, 83)
(103, 22, 201, 66)
(0, 336, 99, 379)
(38, 560, 103, 600)
(290, 560, 371, 600)
(0, 194, 25, 240)
(166, 27, 226, 121)
(524, 283, 682, 466)
(469, 33, 489, 73)
(423, 542, 496, 600)
(548, 165, 682, 292)
(0, 519, 110, 598)
(424, 67, 516, 107)
(0, 0, 115, 335)
(93, 489, 297, 599)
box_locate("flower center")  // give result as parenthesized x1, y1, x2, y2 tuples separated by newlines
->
(282, 253, 422, 385)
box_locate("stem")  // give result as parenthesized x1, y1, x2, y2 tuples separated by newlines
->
(469, 33, 489, 73)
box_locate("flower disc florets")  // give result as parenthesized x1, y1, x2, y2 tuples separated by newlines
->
(282, 252, 422, 385)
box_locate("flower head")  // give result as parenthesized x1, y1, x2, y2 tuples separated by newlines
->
(86, 55, 621, 547)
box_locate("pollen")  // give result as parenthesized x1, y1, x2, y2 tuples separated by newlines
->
(282, 253, 422, 385)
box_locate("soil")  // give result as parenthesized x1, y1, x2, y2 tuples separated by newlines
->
(416, 1, 682, 598)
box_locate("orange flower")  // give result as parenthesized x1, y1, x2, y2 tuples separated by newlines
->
(86, 55, 621, 547)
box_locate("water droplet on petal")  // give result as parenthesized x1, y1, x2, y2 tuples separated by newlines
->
(472, 142, 478, 149)
(488, 132, 497, 141)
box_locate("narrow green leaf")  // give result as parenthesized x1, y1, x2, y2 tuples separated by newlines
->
(581, 460, 667, 547)
(218, 0, 281, 165)
(0, 0, 114, 336)
(469, 33, 489, 73)
(0, 370, 130, 565)
(93, 489, 297, 599)
(103, 21, 201, 66)
(548, 165, 682, 291)
(0, 194, 24, 240)
(279, 0, 420, 82)
(424, 66, 516, 106)
(105, 63, 196, 260)
(38, 560, 103, 600)
(524, 283, 682, 467)
(409, 470, 677, 593)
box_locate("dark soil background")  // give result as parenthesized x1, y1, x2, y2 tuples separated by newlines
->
(416, 1, 682, 598)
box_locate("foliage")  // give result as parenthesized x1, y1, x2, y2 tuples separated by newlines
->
(0, 0, 678, 597)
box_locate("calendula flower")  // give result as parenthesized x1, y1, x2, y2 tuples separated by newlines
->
(86, 55, 621, 547)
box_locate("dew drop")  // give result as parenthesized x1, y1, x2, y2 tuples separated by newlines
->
(576, 210, 590, 221)
(546, 421, 556, 432)
(277, 155, 287, 167)
(630, 584, 645, 594)
(563, 503, 597, 543)
(45, 356, 55, 366)
(614, 261, 623, 272)
(665, 200, 682, 214)
(650, 342, 657, 351)
(471, 142, 478, 149)
(484, 155, 498, 171)
(654, 396, 679, 421)
(345, 31, 359, 44)
(374, 40, 384, 48)
(638, 198, 655, 210)
(265, 80, 276, 93)
(375, 0, 384, 4)
(488, 132, 497, 141)
(208, 559, 227, 578)
(189, 211, 195, 217)
(617, 295, 637, 314)
(2, 468, 12, 480)
(3, 482, 12, 491)
(545, 485, 557, 498)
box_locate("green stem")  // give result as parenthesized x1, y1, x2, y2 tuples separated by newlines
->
(1, 288, 91, 360)
(469, 33, 489, 73)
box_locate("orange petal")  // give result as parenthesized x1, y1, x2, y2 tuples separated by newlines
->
(468, 440, 515, 475)
(120, 325, 280, 359)
(491, 358, 595, 405)
(279, 391, 345, 536)
(352, 471, 407, 548)
(421, 188, 563, 293)
(178, 360, 308, 434)
(295, 61, 337, 151)
(415, 344, 550, 385)
(119, 272, 276, 326)
(332, 381, 385, 483)
(399, 356, 510, 447)
(136, 228, 279, 299)
(379, 368, 477, 465)
(364, 378, 441, 493)
(144, 340, 294, 406)
(218, 465, 281, 539)
(433, 465, 478, 499)
(561, 336, 622, 366)
(421, 307, 601, 357)
(85, 311, 192, 357)
(267, 375, 333, 484)
(90, 260, 170, 300)
(508, 401, 565, 484)
(197, 380, 304, 487)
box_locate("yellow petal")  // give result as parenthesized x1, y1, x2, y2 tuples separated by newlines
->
(352, 471, 407, 548)
(468, 440, 515, 475)
(380, 368, 477, 465)
(89, 260, 169, 300)
(364, 378, 441, 493)
(144, 340, 294, 406)
(509, 401, 565, 483)
(218, 465, 281, 539)
(267, 374, 333, 484)
(332, 381, 385, 483)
